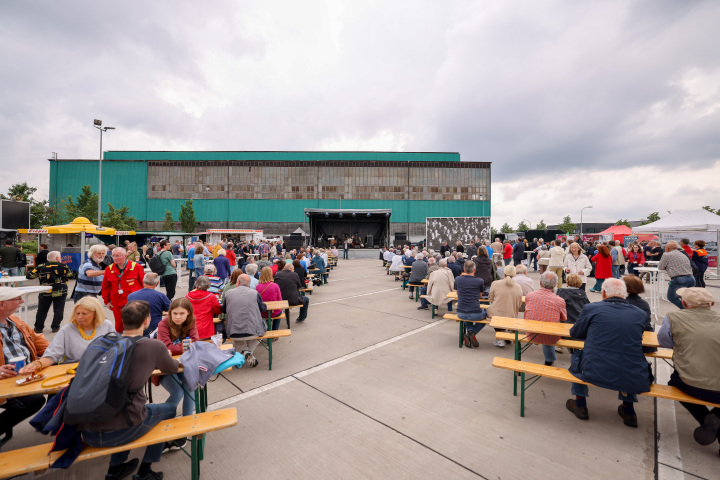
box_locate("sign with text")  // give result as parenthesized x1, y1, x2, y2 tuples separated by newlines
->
(661, 232, 717, 268)
(623, 236, 638, 248)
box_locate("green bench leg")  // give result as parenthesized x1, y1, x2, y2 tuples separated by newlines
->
(415, 289, 419, 302)
(513, 331, 520, 396)
(431, 305, 436, 319)
(191, 434, 200, 480)
(268, 336, 273, 371)
(458, 320, 464, 348)
(520, 372, 526, 417)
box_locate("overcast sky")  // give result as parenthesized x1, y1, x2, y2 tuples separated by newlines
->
(2, 0, 719, 229)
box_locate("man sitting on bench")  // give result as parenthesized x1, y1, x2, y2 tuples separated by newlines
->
(275, 263, 309, 322)
(657, 287, 720, 449)
(80, 300, 180, 480)
(565, 278, 653, 428)
(455, 260, 486, 348)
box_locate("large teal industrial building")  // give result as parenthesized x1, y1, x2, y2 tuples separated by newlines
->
(49, 151, 491, 244)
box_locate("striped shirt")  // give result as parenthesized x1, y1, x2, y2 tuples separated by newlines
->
(1, 319, 31, 363)
(76, 260, 104, 294)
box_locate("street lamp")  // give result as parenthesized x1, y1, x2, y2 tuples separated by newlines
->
(523, 219, 531, 230)
(93, 120, 115, 227)
(580, 206, 593, 240)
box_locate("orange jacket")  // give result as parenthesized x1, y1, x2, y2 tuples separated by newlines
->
(101, 261, 145, 308)
(0, 315, 48, 367)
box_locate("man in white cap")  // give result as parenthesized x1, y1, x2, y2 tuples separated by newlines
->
(0, 287, 48, 447)
(658, 287, 720, 451)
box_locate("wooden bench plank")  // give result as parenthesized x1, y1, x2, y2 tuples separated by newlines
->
(257, 329, 292, 340)
(492, 357, 720, 408)
(0, 409, 238, 479)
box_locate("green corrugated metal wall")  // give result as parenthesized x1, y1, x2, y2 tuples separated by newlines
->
(105, 151, 461, 162)
(50, 153, 490, 223)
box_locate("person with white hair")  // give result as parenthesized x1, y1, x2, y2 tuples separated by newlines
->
(513, 264, 535, 296)
(101, 247, 145, 332)
(565, 278, 653, 428)
(407, 253, 428, 299)
(245, 263, 260, 288)
(74, 244, 108, 303)
(418, 258, 455, 312)
(25, 250, 75, 333)
(487, 265, 524, 348)
(658, 240, 696, 309)
(524, 271, 567, 365)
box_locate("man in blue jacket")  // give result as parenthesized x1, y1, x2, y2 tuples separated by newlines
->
(566, 278, 653, 427)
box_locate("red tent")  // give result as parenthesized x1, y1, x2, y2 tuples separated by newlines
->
(598, 225, 633, 236)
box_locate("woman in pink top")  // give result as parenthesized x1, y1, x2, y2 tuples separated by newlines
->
(256, 266, 283, 330)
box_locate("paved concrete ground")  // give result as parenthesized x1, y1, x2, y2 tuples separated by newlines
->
(6, 260, 720, 479)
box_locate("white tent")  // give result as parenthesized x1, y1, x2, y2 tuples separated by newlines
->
(633, 209, 720, 233)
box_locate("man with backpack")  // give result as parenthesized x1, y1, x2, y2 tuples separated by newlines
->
(79, 300, 180, 480)
(151, 240, 177, 300)
(102, 248, 145, 332)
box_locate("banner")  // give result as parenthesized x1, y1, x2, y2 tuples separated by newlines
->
(623, 235, 638, 248)
(660, 232, 717, 268)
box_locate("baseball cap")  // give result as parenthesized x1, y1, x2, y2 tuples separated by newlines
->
(677, 287, 714, 307)
(0, 287, 23, 302)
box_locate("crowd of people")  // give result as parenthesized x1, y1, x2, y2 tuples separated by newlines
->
(0, 235, 340, 477)
(384, 234, 719, 452)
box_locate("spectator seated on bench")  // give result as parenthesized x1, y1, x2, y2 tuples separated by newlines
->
(80, 300, 181, 480)
(223, 274, 267, 368)
(256, 267, 283, 330)
(523, 271, 567, 366)
(486, 265, 524, 349)
(186, 276, 222, 340)
(418, 258, 454, 312)
(407, 253, 428, 299)
(453, 260, 486, 348)
(565, 278, 653, 428)
(388, 251, 404, 277)
(275, 263, 309, 323)
(658, 287, 720, 449)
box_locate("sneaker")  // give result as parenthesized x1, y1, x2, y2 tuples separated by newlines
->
(106, 458, 139, 480)
(544, 361, 554, 366)
(617, 405, 638, 428)
(463, 332, 473, 348)
(470, 334, 479, 348)
(244, 354, 258, 368)
(416, 305, 429, 310)
(566, 399, 589, 420)
(694, 414, 720, 445)
(493, 339, 506, 348)
(296, 317, 306, 322)
(51, 327, 60, 333)
(34, 328, 43, 334)
(133, 470, 163, 480)
(161, 437, 187, 454)
(554, 346, 563, 354)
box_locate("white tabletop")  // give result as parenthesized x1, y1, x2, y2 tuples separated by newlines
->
(0, 276, 28, 284)
(15, 286, 52, 295)
(634, 267, 659, 273)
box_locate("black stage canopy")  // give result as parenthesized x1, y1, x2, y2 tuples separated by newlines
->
(305, 209, 391, 249)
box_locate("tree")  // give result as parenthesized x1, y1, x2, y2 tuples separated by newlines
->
(557, 215, 577, 234)
(702, 206, 720, 215)
(64, 185, 98, 224)
(536, 219, 547, 230)
(490, 226, 498, 237)
(640, 212, 660, 225)
(517, 221, 529, 232)
(161, 210, 175, 231)
(615, 219, 631, 227)
(102, 203, 138, 231)
(0, 182, 56, 228)
(179, 199, 198, 232)
(500, 222, 513, 233)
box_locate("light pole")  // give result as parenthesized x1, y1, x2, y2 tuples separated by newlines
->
(580, 206, 593, 240)
(93, 120, 115, 227)
(522, 219, 531, 230)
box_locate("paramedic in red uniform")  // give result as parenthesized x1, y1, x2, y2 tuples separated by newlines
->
(101, 247, 144, 332)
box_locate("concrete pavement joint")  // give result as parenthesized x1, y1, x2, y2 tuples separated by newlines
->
(331, 301, 438, 325)
(295, 377, 488, 479)
(657, 462, 710, 480)
(208, 319, 446, 410)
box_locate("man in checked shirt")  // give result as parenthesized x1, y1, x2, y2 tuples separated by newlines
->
(658, 241, 696, 309)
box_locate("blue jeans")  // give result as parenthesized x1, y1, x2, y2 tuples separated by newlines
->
(612, 265, 621, 279)
(667, 275, 695, 309)
(542, 345, 556, 364)
(458, 311, 486, 335)
(188, 269, 196, 291)
(1, 267, 18, 276)
(82, 402, 178, 466)
(571, 383, 638, 403)
(343, 249, 349, 259)
(159, 373, 195, 417)
(591, 278, 605, 292)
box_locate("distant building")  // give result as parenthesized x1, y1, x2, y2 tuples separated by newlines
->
(49, 151, 491, 246)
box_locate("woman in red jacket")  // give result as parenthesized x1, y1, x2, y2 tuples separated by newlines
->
(503, 241, 513, 266)
(157, 297, 199, 420)
(626, 243, 645, 276)
(185, 276, 221, 339)
(589, 244, 612, 292)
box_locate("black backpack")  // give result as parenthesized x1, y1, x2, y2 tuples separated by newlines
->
(148, 253, 166, 275)
(63, 333, 143, 425)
